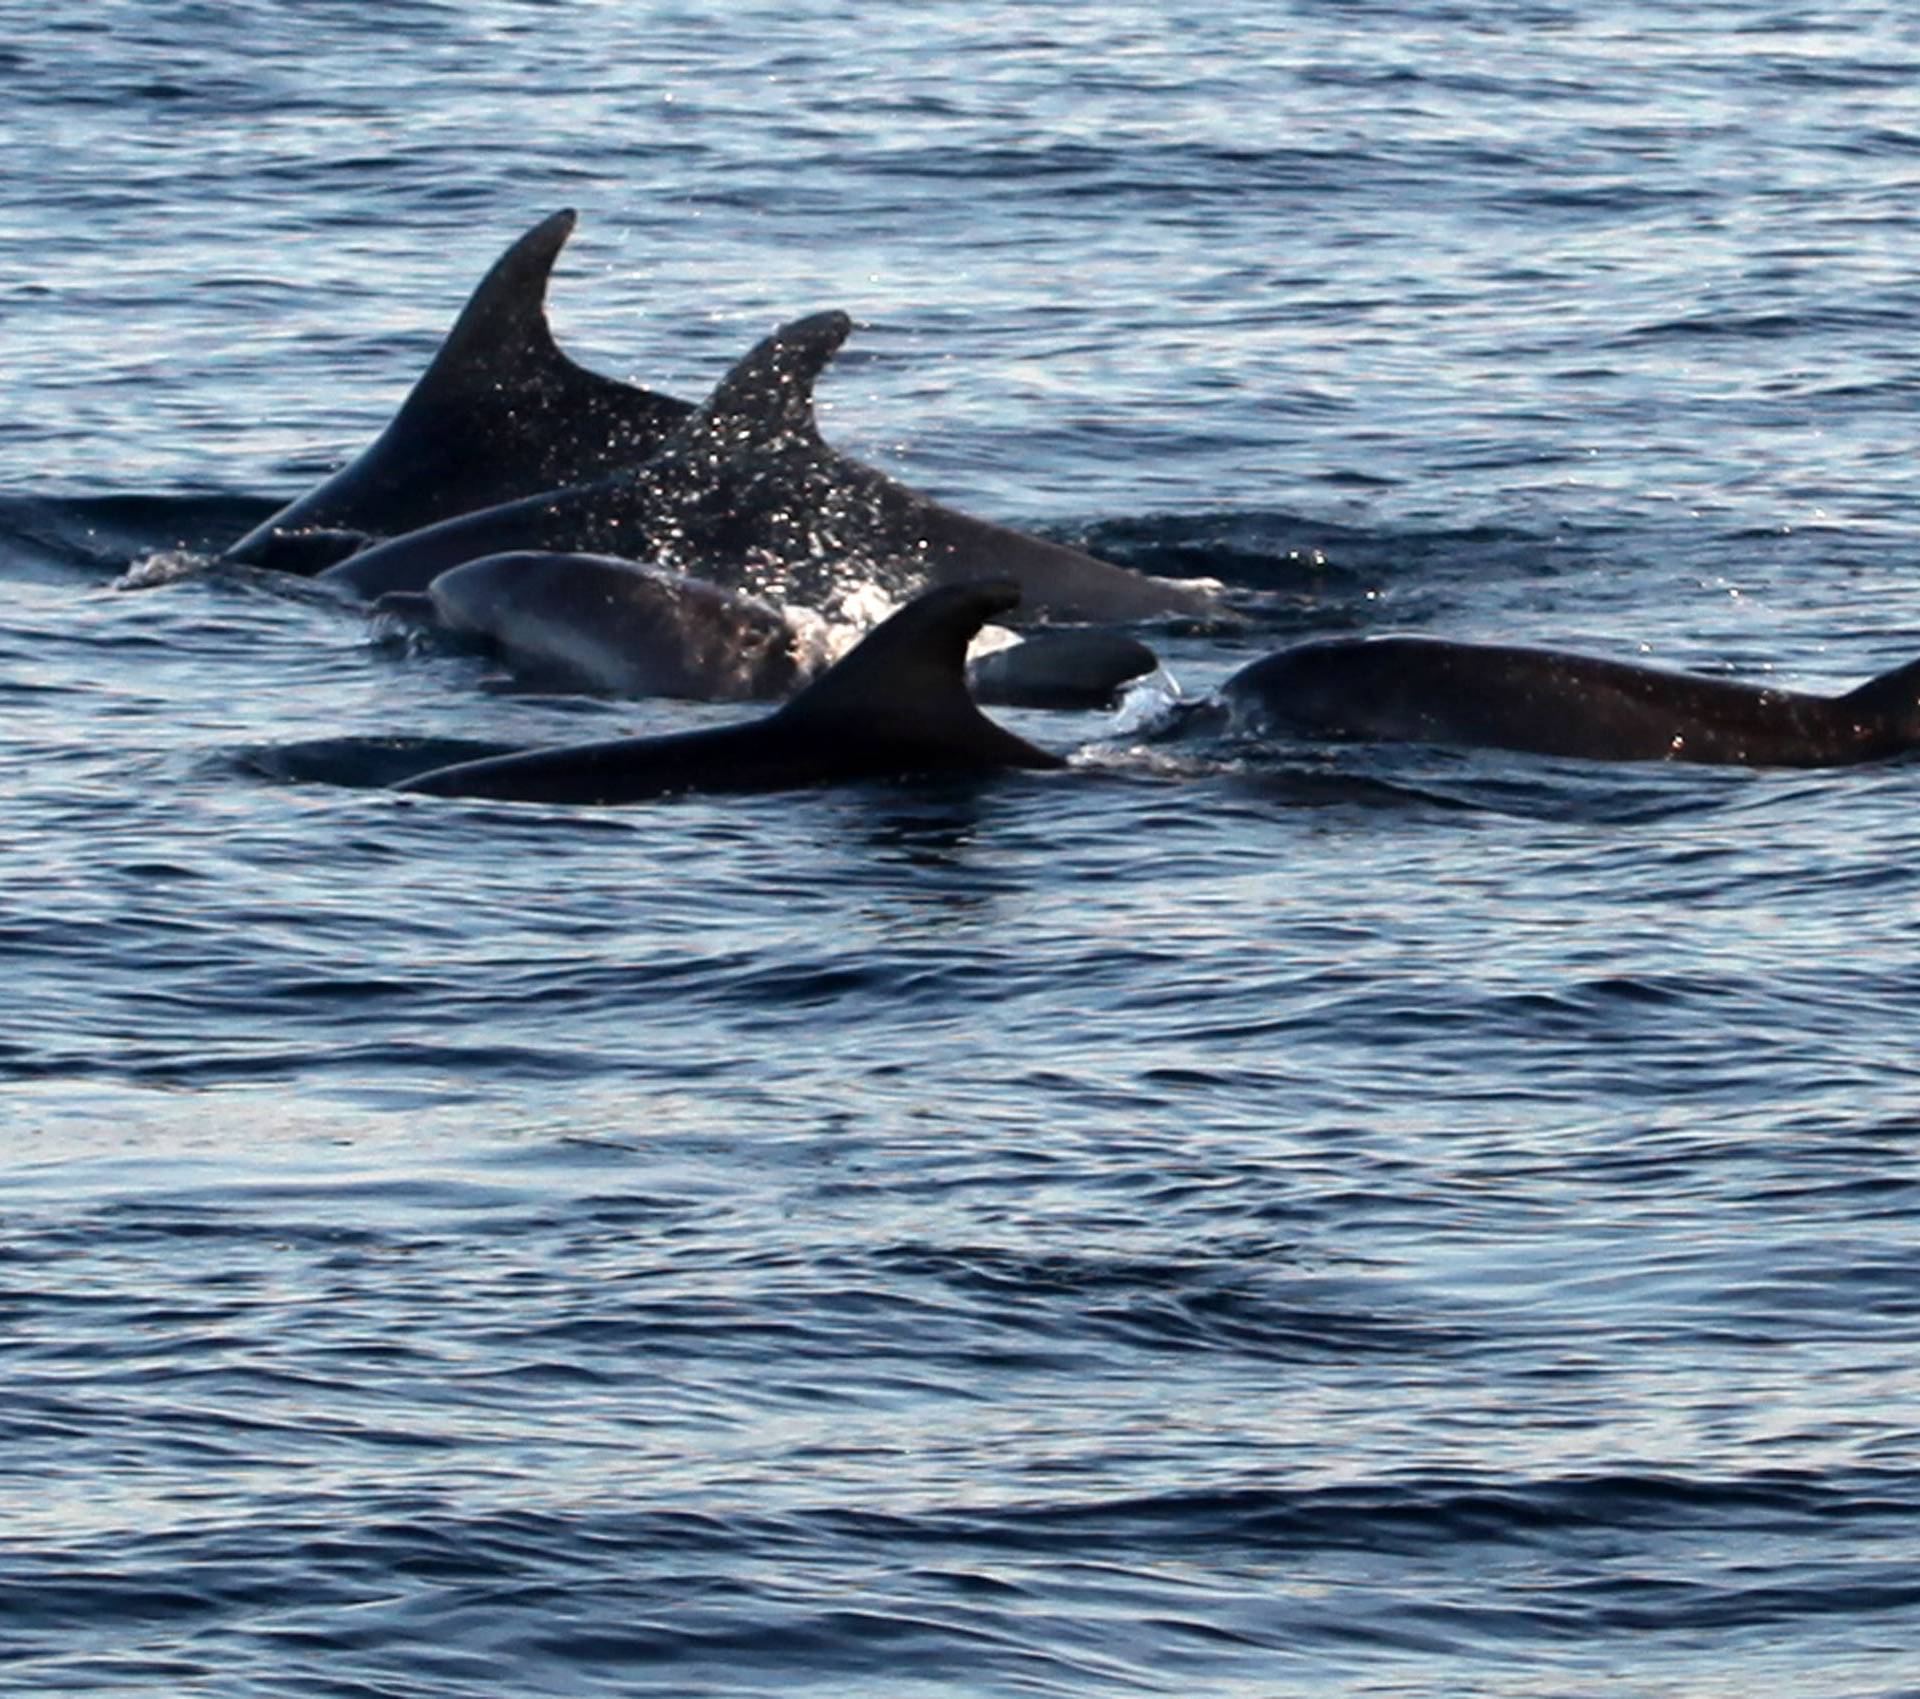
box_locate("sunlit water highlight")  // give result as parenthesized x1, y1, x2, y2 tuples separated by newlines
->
(4, 4, 1920, 1695)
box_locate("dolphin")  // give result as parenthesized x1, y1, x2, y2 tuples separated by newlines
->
(377, 549, 1161, 710)
(319, 310, 1215, 623)
(223, 210, 693, 573)
(1210, 635, 1920, 767)
(378, 551, 807, 702)
(394, 580, 1066, 804)
(236, 735, 525, 789)
(966, 629, 1160, 710)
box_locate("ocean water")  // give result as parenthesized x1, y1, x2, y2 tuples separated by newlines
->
(5, 3, 1920, 1694)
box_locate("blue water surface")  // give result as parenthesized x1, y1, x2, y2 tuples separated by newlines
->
(4, 4, 1920, 1695)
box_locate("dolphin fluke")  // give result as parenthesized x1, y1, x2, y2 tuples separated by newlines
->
(395, 579, 1062, 804)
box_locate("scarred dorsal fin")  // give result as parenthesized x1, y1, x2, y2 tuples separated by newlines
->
(688, 309, 852, 453)
(776, 580, 1065, 770)
(415, 208, 577, 393)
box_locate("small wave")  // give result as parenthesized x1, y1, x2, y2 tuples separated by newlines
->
(1077, 509, 1614, 622)
(866, 1239, 1466, 1363)
(227, 736, 523, 790)
(2, 492, 1618, 618)
(1111, 725, 1761, 823)
(0, 493, 271, 576)
(1611, 305, 1917, 346)
(865, 1464, 1917, 1558)
(113, 548, 215, 591)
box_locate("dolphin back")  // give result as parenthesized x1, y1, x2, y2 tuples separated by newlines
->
(395, 579, 1062, 804)
(1839, 657, 1920, 750)
(967, 630, 1159, 709)
(777, 580, 1065, 771)
(225, 211, 691, 571)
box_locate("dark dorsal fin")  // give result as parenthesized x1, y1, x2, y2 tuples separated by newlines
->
(776, 580, 1065, 770)
(1840, 656, 1920, 720)
(415, 208, 577, 393)
(688, 310, 852, 453)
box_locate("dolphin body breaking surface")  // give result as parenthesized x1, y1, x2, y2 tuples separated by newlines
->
(223, 211, 693, 573)
(320, 310, 1214, 624)
(382, 551, 808, 702)
(1214, 635, 1920, 767)
(394, 580, 1065, 805)
(379, 549, 1161, 710)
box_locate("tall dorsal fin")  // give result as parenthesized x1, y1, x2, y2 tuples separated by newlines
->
(415, 208, 577, 394)
(689, 310, 852, 453)
(776, 580, 1066, 770)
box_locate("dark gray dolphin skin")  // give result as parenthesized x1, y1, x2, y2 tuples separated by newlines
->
(224, 210, 692, 572)
(237, 735, 523, 789)
(321, 310, 1214, 623)
(378, 550, 1159, 709)
(967, 630, 1159, 710)
(394, 580, 1066, 804)
(1216, 635, 1920, 766)
(379, 551, 806, 701)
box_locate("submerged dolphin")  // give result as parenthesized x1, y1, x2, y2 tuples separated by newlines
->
(379, 550, 1160, 709)
(1211, 635, 1920, 767)
(320, 310, 1214, 623)
(224, 210, 692, 572)
(395, 580, 1065, 804)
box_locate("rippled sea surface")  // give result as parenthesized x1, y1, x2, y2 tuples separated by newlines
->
(6, 4, 1920, 1694)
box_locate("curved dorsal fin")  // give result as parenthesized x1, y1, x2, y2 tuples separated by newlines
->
(777, 580, 1065, 770)
(1841, 657, 1920, 720)
(690, 310, 852, 453)
(415, 208, 577, 393)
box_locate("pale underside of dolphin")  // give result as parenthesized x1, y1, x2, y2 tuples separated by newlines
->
(223, 210, 693, 572)
(1215, 635, 1920, 767)
(320, 310, 1215, 624)
(395, 580, 1066, 805)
